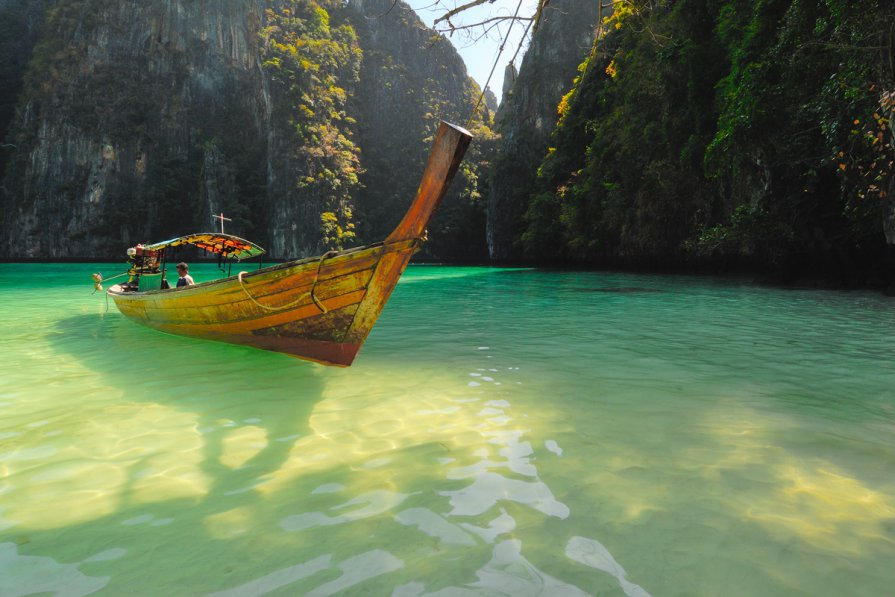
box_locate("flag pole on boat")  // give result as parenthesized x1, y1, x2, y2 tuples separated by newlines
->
(213, 213, 231, 234)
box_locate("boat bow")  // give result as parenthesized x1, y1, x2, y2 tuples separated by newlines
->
(387, 121, 473, 243)
(106, 121, 473, 366)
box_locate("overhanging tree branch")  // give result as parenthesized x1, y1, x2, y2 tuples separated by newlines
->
(433, 0, 500, 28)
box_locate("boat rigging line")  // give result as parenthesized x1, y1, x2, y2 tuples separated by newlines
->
(236, 250, 338, 314)
(91, 271, 129, 294)
(465, 0, 542, 128)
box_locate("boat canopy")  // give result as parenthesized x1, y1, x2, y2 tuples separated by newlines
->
(145, 233, 266, 261)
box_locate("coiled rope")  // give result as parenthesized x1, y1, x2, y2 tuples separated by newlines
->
(238, 250, 337, 314)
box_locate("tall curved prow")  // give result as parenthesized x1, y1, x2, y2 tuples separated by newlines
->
(386, 121, 474, 243)
(342, 121, 474, 364)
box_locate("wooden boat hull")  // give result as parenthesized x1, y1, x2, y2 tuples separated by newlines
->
(110, 238, 417, 365)
(107, 122, 472, 366)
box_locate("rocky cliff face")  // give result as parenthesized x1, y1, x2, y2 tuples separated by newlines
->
(0, 0, 483, 259)
(0, 0, 53, 184)
(486, 0, 599, 261)
(345, 0, 483, 254)
(2, 0, 268, 258)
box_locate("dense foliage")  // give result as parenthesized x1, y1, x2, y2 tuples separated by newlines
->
(262, 0, 363, 251)
(524, 0, 895, 283)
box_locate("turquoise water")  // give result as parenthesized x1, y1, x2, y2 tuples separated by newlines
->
(1, 263, 894, 596)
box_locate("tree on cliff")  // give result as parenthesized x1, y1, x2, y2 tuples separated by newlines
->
(262, 0, 363, 252)
(523, 0, 895, 285)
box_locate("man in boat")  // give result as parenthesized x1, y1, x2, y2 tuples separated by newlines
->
(176, 263, 195, 287)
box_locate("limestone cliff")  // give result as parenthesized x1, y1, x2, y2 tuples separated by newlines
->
(1, 0, 269, 258)
(345, 0, 485, 259)
(486, 0, 599, 261)
(0, 0, 484, 260)
(0, 0, 51, 184)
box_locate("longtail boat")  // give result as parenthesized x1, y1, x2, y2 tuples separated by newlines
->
(103, 121, 472, 366)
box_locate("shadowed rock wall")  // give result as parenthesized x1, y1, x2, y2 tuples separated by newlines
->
(486, 0, 600, 261)
(0, 0, 483, 260)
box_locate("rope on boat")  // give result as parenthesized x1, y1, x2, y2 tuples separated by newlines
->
(237, 250, 337, 314)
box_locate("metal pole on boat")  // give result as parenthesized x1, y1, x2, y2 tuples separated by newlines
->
(160, 249, 168, 289)
(213, 213, 231, 234)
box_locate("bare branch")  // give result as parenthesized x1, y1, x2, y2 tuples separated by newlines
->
(432, 15, 534, 35)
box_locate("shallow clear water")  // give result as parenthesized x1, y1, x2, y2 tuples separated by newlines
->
(1, 263, 894, 596)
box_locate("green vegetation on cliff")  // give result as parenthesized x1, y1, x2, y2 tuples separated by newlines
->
(262, 0, 363, 251)
(523, 0, 895, 283)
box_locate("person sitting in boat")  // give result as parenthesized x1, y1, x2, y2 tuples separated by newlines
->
(176, 262, 195, 287)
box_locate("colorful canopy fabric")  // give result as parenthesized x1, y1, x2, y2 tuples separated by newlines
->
(145, 233, 266, 261)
